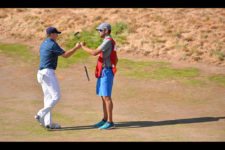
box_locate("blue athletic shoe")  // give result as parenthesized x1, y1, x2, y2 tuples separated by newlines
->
(94, 119, 107, 128)
(99, 122, 115, 130)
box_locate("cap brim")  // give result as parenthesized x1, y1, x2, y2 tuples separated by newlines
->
(96, 26, 104, 30)
(51, 31, 61, 34)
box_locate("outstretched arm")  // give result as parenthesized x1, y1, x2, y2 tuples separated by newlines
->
(80, 42, 102, 56)
(61, 43, 81, 58)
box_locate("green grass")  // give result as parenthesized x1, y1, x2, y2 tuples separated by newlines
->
(209, 75, 225, 87)
(118, 58, 200, 80)
(119, 58, 169, 68)
(111, 22, 129, 44)
(119, 59, 225, 87)
(0, 43, 38, 63)
(153, 67, 199, 80)
(58, 51, 89, 68)
(66, 21, 129, 49)
(1, 42, 225, 88)
(58, 30, 96, 68)
(182, 79, 207, 86)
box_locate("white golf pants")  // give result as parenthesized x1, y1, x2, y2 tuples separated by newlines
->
(37, 68, 61, 126)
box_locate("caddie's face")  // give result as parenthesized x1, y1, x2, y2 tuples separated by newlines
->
(98, 29, 107, 38)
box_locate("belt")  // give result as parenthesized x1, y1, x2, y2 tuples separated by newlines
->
(102, 66, 112, 69)
(39, 67, 56, 70)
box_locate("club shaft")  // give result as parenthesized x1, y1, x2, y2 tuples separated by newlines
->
(84, 65, 90, 81)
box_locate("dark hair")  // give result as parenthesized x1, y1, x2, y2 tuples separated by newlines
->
(107, 29, 111, 34)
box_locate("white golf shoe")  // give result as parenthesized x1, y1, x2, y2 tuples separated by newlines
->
(34, 115, 44, 126)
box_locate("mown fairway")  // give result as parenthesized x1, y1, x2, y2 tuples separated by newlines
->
(0, 43, 225, 141)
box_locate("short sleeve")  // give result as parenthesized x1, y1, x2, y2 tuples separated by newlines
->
(99, 39, 111, 52)
(51, 42, 65, 56)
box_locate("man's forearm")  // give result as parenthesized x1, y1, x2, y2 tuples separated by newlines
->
(82, 46, 95, 55)
(82, 46, 101, 56)
(62, 47, 78, 58)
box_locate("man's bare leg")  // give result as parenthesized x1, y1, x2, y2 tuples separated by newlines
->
(104, 96, 113, 123)
(101, 96, 108, 121)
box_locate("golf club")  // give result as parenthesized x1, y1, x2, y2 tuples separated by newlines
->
(74, 32, 90, 81)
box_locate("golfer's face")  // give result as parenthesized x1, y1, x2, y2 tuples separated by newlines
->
(52, 33, 58, 39)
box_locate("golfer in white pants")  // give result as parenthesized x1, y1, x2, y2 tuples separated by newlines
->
(35, 27, 81, 129)
(37, 68, 61, 128)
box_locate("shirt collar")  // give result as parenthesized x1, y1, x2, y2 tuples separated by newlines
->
(47, 37, 55, 42)
(104, 35, 111, 40)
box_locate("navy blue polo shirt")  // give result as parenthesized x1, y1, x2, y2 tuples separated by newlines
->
(39, 38, 65, 70)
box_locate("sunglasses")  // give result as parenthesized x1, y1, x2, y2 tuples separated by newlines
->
(98, 29, 103, 32)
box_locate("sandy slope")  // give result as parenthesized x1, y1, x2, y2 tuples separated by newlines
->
(0, 8, 225, 66)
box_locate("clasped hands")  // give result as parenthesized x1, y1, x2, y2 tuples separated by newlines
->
(75, 42, 86, 49)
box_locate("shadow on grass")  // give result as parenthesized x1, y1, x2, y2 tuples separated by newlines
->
(48, 116, 225, 131)
(115, 116, 225, 129)
(48, 125, 95, 131)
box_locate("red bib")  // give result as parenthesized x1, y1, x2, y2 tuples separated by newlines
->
(95, 38, 118, 78)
